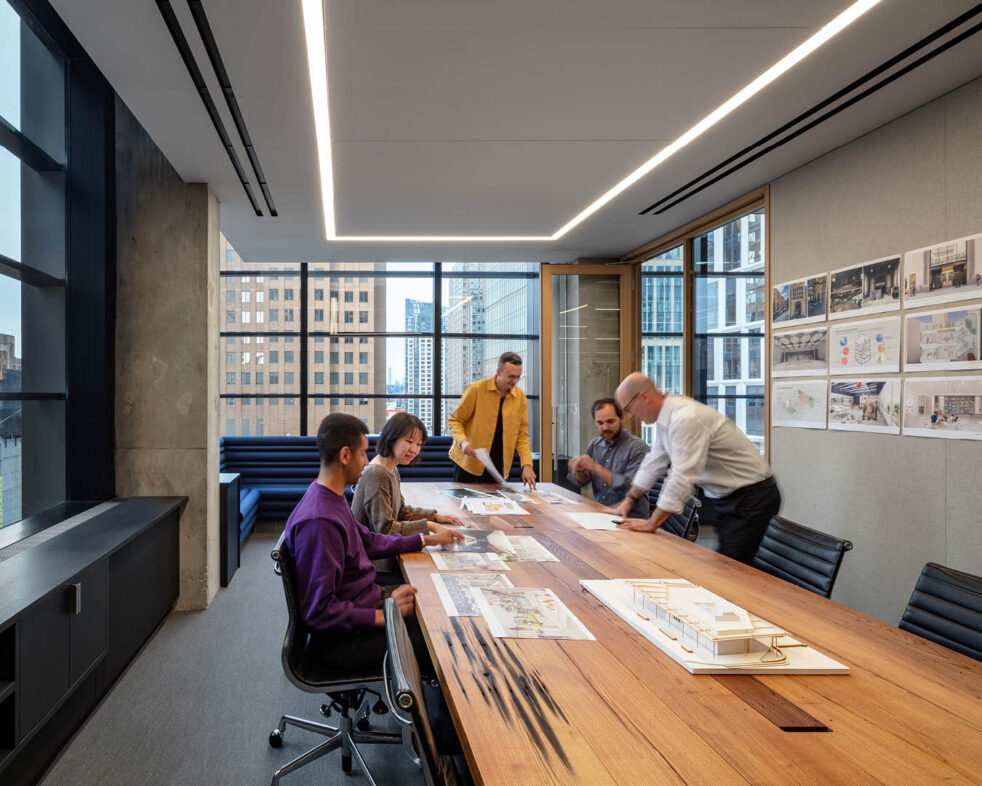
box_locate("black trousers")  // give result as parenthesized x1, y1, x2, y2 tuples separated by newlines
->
(705, 476, 781, 565)
(453, 463, 503, 484)
(307, 585, 433, 675)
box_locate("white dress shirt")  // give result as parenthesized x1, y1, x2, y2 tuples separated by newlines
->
(632, 395, 772, 514)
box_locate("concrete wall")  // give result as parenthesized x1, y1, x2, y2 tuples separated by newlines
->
(769, 77, 982, 624)
(114, 98, 220, 610)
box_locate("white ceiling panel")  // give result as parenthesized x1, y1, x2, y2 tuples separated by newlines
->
(45, 0, 982, 262)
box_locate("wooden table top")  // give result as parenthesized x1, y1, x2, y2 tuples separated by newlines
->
(400, 483, 982, 785)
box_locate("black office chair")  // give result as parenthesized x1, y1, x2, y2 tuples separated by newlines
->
(383, 598, 445, 786)
(899, 562, 982, 661)
(268, 534, 413, 785)
(752, 516, 853, 598)
(647, 478, 700, 541)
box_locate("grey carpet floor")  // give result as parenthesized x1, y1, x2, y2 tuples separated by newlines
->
(41, 529, 425, 786)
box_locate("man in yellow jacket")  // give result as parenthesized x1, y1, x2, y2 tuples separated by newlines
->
(448, 351, 537, 488)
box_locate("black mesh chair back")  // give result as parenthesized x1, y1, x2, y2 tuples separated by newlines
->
(647, 478, 700, 541)
(268, 534, 409, 786)
(271, 532, 380, 689)
(384, 598, 442, 786)
(899, 562, 982, 661)
(272, 533, 307, 683)
(752, 516, 853, 598)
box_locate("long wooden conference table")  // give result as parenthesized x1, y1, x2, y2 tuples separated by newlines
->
(400, 482, 982, 785)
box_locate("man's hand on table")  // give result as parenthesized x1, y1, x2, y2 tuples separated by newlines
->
(615, 508, 672, 533)
(376, 584, 417, 625)
(521, 465, 537, 490)
(423, 522, 466, 547)
(605, 498, 633, 519)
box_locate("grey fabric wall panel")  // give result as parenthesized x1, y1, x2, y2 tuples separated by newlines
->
(769, 76, 982, 625)
(944, 79, 982, 239)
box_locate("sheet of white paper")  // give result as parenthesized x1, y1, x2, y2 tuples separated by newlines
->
(431, 572, 515, 616)
(429, 551, 511, 571)
(473, 447, 507, 484)
(460, 498, 529, 516)
(505, 536, 559, 562)
(474, 587, 594, 640)
(566, 512, 622, 530)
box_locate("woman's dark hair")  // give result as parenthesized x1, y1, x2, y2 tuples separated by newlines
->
(316, 413, 368, 465)
(376, 412, 428, 464)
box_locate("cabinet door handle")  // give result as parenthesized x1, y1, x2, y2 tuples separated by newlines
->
(66, 583, 82, 615)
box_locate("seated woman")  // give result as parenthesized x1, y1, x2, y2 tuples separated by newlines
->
(352, 413, 462, 583)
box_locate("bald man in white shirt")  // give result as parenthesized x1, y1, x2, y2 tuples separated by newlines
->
(609, 373, 781, 564)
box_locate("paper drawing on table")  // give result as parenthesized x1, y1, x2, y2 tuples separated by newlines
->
(429, 551, 511, 571)
(525, 489, 574, 504)
(505, 536, 559, 562)
(580, 578, 848, 674)
(431, 572, 515, 617)
(566, 512, 621, 530)
(474, 587, 594, 640)
(473, 447, 507, 484)
(496, 488, 531, 503)
(432, 529, 516, 556)
(438, 487, 495, 499)
(460, 498, 528, 516)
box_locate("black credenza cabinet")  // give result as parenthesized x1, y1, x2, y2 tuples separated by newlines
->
(0, 498, 185, 785)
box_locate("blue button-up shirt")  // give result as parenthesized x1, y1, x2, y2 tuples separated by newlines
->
(567, 429, 651, 518)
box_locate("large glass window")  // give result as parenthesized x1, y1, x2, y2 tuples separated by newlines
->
(638, 206, 766, 455)
(220, 252, 540, 446)
(693, 208, 766, 453)
(1, 1, 68, 527)
(640, 247, 684, 444)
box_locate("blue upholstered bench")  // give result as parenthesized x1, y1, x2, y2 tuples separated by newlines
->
(219, 435, 526, 543)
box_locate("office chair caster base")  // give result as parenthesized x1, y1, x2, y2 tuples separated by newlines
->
(341, 753, 352, 773)
(269, 729, 284, 748)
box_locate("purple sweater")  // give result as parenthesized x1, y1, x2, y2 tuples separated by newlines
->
(283, 481, 424, 634)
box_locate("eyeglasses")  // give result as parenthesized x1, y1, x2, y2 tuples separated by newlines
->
(622, 390, 643, 414)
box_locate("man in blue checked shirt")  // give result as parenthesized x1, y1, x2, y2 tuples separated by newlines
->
(566, 398, 651, 519)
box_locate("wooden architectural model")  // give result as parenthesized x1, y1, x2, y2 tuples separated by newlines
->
(581, 578, 849, 674)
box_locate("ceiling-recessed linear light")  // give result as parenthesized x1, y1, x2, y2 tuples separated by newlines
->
(302, 0, 881, 243)
(559, 304, 589, 314)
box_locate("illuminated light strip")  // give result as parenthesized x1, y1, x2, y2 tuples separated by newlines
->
(302, 0, 882, 243)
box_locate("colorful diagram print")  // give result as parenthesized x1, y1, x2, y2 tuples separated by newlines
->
(839, 330, 887, 366)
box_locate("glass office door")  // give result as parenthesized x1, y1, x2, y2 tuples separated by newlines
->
(540, 266, 633, 483)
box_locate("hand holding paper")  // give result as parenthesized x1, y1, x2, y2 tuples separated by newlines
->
(473, 447, 507, 485)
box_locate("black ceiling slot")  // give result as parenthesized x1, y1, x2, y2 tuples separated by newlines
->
(639, 4, 982, 217)
(155, 0, 263, 216)
(187, 0, 277, 217)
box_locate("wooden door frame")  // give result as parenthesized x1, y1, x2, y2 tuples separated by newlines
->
(540, 265, 634, 483)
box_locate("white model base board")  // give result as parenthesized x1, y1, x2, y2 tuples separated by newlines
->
(580, 579, 849, 675)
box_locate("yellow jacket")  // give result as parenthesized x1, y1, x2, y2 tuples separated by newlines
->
(448, 377, 533, 476)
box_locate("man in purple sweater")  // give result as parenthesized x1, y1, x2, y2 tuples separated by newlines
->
(284, 413, 463, 669)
